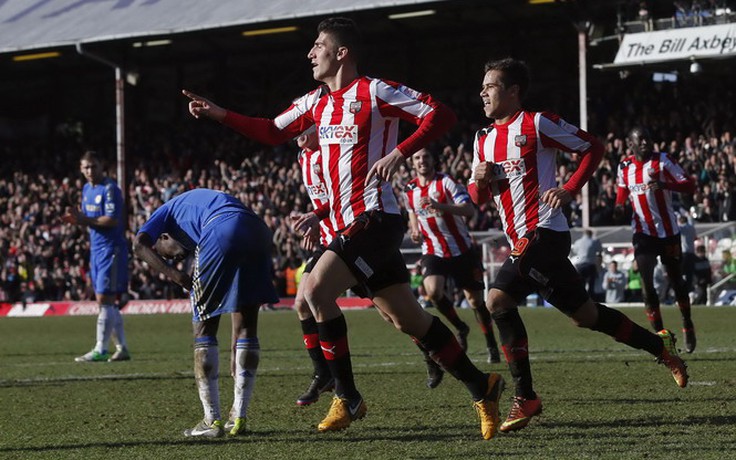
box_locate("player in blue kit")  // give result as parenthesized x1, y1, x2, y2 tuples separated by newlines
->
(63, 151, 130, 363)
(133, 188, 279, 438)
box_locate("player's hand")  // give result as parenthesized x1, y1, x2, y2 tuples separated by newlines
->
(173, 271, 192, 292)
(540, 187, 573, 209)
(410, 229, 422, 244)
(290, 212, 319, 237)
(473, 161, 495, 188)
(365, 149, 405, 185)
(61, 208, 81, 225)
(612, 205, 624, 221)
(646, 180, 663, 191)
(182, 89, 226, 122)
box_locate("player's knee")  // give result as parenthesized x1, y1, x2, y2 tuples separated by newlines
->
(486, 290, 514, 314)
(293, 295, 312, 318)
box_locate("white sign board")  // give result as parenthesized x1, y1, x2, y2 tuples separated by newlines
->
(614, 23, 736, 64)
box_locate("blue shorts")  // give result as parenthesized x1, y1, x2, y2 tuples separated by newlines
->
(191, 212, 280, 321)
(90, 243, 128, 295)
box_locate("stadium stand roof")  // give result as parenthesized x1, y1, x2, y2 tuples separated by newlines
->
(0, 0, 440, 54)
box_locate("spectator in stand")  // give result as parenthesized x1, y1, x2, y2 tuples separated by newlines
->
(626, 259, 643, 302)
(693, 245, 712, 304)
(571, 229, 604, 299)
(678, 214, 697, 295)
(602, 261, 627, 303)
(720, 249, 736, 278)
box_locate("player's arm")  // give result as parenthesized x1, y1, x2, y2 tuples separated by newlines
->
(468, 131, 493, 205)
(654, 155, 696, 193)
(132, 232, 192, 292)
(183, 89, 311, 145)
(407, 210, 422, 244)
(613, 163, 630, 222)
(613, 185, 630, 222)
(431, 178, 475, 218)
(62, 209, 118, 229)
(366, 82, 457, 183)
(537, 113, 604, 209)
(428, 200, 475, 217)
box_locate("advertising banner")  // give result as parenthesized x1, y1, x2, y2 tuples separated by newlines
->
(614, 23, 736, 65)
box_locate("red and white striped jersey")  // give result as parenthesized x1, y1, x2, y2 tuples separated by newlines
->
(299, 147, 338, 246)
(469, 111, 596, 246)
(405, 173, 473, 258)
(272, 76, 450, 230)
(616, 152, 691, 238)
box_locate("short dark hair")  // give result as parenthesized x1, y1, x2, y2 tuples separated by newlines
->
(317, 17, 362, 59)
(484, 58, 530, 99)
(80, 150, 100, 164)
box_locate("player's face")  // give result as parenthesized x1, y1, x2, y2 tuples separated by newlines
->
(80, 159, 103, 184)
(480, 70, 516, 120)
(154, 235, 189, 262)
(411, 149, 435, 176)
(308, 31, 340, 82)
(627, 129, 652, 159)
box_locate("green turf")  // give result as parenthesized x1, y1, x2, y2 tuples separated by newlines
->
(1, 306, 734, 459)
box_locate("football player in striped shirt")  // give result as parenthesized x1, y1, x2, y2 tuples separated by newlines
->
(614, 126, 696, 352)
(405, 148, 500, 367)
(184, 17, 505, 440)
(470, 57, 689, 434)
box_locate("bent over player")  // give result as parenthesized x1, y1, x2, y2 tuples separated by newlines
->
(133, 189, 279, 437)
(469, 58, 689, 434)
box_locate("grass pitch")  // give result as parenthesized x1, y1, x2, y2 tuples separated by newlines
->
(0, 306, 734, 459)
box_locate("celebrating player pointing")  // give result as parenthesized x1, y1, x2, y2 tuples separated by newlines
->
(184, 17, 506, 440)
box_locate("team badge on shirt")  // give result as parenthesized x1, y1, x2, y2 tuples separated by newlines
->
(349, 101, 362, 114)
(514, 135, 527, 147)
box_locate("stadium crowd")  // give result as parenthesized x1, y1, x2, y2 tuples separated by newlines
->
(0, 72, 734, 303)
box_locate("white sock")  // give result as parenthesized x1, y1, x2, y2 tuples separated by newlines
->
(110, 307, 127, 349)
(194, 337, 220, 423)
(231, 337, 260, 419)
(94, 305, 114, 353)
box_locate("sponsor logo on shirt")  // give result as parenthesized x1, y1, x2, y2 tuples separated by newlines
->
(319, 125, 358, 145)
(628, 183, 648, 194)
(307, 183, 328, 200)
(491, 159, 527, 180)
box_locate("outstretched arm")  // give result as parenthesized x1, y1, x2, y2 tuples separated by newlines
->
(182, 89, 304, 145)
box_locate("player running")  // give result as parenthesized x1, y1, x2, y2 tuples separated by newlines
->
(184, 17, 505, 440)
(469, 57, 689, 434)
(405, 148, 500, 371)
(614, 126, 697, 352)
